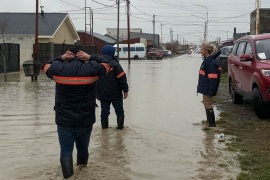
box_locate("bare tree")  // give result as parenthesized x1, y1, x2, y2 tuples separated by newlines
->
(0, 15, 8, 81)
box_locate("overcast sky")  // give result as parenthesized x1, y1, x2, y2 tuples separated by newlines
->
(1, 0, 270, 45)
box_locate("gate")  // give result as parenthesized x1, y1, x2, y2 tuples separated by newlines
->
(0, 43, 20, 73)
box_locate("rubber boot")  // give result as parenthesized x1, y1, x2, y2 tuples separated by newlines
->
(101, 119, 108, 129)
(117, 116, 125, 130)
(60, 156, 74, 179)
(206, 108, 216, 127)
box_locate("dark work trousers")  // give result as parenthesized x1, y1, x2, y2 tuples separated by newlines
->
(57, 125, 93, 158)
(100, 99, 124, 120)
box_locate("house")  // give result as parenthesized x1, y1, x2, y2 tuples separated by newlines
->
(77, 31, 115, 53)
(130, 32, 160, 48)
(233, 28, 250, 41)
(250, 8, 270, 35)
(0, 12, 79, 67)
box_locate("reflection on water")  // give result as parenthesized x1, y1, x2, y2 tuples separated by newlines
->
(0, 55, 239, 179)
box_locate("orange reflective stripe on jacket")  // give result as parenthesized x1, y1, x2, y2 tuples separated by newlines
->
(101, 63, 110, 74)
(43, 64, 51, 74)
(199, 70, 205, 75)
(117, 71, 126, 79)
(53, 76, 99, 85)
(208, 73, 218, 79)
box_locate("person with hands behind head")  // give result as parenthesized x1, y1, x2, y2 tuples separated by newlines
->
(42, 46, 110, 179)
(96, 45, 129, 130)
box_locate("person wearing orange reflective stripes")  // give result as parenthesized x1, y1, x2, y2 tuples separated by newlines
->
(96, 45, 129, 130)
(42, 46, 110, 179)
(197, 43, 221, 127)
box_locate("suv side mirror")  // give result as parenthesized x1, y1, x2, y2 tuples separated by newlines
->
(240, 54, 253, 61)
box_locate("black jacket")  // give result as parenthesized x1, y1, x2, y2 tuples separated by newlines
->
(42, 55, 110, 127)
(197, 51, 221, 96)
(96, 55, 129, 100)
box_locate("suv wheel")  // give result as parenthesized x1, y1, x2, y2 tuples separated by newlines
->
(252, 87, 270, 119)
(229, 79, 243, 104)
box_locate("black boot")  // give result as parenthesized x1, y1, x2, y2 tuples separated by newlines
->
(206, 108, 216, 127)
(60, 156, 74, 179)
(101, 119, 108, 129)
(117, 116, 125, 130)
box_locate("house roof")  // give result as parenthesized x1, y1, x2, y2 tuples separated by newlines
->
(0, 12, 79, 39)
(104, 34, 124, 41)
(93, 32, 115, 44)
(77, 31, 115, 44)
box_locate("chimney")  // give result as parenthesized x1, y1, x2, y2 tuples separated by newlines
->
(234, 27, 236, 34)
(40, 6, 44, 17)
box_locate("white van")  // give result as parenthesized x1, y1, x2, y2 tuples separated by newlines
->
(113, 43, 146, 60)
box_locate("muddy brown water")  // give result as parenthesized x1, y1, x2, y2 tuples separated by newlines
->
(0, 54, 240, 180)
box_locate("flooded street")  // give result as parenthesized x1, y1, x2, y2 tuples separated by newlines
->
(0, 54, 240, 180)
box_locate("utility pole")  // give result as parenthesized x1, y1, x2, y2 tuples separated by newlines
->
(116, 0, 120, 61)
(152, 15, 155, 48)
(34, 0, 39, 81)
(86, 7, 92, 46)
(126, 0, 131, 64)
(160, 23, 164, 48)
(256, 0, 260, 35)
(91, 9, 94, 46)
(84, 0, 86, 44)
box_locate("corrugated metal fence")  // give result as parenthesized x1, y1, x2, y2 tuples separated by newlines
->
(0, 43, 20, 73)
(36, 43, 98, 65)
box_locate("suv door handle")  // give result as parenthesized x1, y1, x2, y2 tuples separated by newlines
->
(239, 67, 243, 70)
(230, 63, 235, 66)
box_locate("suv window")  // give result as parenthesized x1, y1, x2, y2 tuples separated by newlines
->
(245, 43, 252, 56)
(232, 44, 238, 55)
(236, 42, 246, 56)
(255, 39, 270, 60)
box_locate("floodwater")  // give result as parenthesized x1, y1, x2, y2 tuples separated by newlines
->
(0, 54, 240, 180)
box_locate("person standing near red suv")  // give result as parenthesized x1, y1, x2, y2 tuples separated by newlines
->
(197, 43, 221, 127)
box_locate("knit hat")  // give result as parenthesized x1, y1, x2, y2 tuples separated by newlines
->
(101, 45, 115, 57)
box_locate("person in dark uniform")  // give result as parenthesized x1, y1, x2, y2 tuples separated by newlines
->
(197, 43, 221, 127)
(96, 45, 129, 130)
(42, 46, 110, 179)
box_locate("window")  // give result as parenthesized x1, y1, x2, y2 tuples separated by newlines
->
(236, 42, 246, 56)
(232, 44, 238, 55)
(225, 47, 232, 55)
(123, 47, 135, 52)
(255, 39, 270, 60)
(136, 47, 145, 51)
(123, 47, 128, 52)
(244, 43, 252, 56)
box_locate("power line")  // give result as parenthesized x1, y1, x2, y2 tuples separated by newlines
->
(59, 0, 82, 9)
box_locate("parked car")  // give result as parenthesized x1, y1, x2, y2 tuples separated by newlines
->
(163, 50, 172, 57)
(217, 46, 233, 72)
(147, 48, 163, 60)
(228, 33, 270, 119)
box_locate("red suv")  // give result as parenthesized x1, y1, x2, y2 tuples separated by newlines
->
(147, 48, 163, 60)
(228, 34, 270, 119)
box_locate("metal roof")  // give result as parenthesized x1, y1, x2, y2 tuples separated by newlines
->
(0, 12, 68, 36)
(93, 32, 115, 44)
